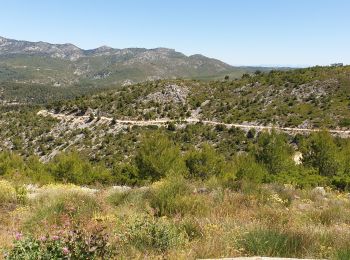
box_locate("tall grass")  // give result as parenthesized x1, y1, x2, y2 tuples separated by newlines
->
(3, 179, 350, 259)
(239, 228, 309, 258)
(24, 191, 100, 231)
(334, 248, 350, 260)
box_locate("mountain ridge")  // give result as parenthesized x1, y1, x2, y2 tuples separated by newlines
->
(0, 36, 271, 103)
(0, 36, 227, 64)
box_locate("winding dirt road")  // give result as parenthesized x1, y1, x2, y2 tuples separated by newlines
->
(37, 110, 350, 137)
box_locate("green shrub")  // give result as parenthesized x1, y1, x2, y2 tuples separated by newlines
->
(6, 236, 64, 260)
(49, 151, 112, 185)
(185, 144, 232, 180)
(0, 152, 52, 185)
(6, 226, 113, 259)
(339, 118, 350, 127)
(302, 131, 339, 177)
(148, 176, 207, 216)
(335, 141, 350, 190)
(0, 180, 17, 204)
(234, 154, 267, 185)
(270, 167, 328, 188)
(14, 185, 28, 204)
(135, 133, 187, 182)
(121, 214, 186, 252)
(24, 156, 54, 185)
(254, 131, 294, 175)
(167, 122, 176, 131)
(239, 228, 308, 257)
(112, 163, 140, 186)
(332, 174, 350, 190)
(0, 152, 25, 177)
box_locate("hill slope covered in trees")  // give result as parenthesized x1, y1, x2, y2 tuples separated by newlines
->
(0, 65, 350, 187)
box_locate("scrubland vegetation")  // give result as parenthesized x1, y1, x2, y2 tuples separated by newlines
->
(1, 66, 350, 258)
(1, 130, 350, 259)
(1, 173, 350, 259)
(2, 129, 350, 189)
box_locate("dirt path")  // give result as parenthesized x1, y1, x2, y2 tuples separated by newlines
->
(37, 110, 350, 137)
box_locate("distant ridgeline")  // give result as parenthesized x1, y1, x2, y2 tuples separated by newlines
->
(0, 36, 271, 104)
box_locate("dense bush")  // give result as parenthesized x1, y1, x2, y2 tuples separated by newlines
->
(135, 133, 187, 182)
(0, 152, 25, 176)
(25, 156, 54, 184)
(271, 167, 328, 188)
(0, 180, 17, 204)
(234, 154, 267, 185)
(112, 163, 140, 186)
(302, 131, 340, 177)
(0, 151, 113, 185)
(148, 176, 207, 216)
(185, 144, 232, 180)
(120, 214, 186, 252)
(48, 151, 113, 185)
(0, 153, 54, 185)
(6, 226, 113, 260)
(0, 129, 350, 190)
(6, 236, 65, 260)
(254, 131, 294, 175)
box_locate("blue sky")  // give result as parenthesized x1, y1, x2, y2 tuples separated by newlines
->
(0, 0, 349, 66)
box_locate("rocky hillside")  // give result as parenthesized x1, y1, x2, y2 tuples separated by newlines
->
(53, 65, 350, 129)
(0, 36, 268, 103)
(0, 65, 349, 164)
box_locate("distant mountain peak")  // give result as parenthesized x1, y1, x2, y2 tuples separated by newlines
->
(0, 36, 8, 44)
(0, 36, 261, 95)
(96, 45, 114, 51)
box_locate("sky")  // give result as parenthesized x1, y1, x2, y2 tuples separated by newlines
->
(0, 0, 349, 67)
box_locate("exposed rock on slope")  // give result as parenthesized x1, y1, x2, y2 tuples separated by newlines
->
(144, 84, 189, 104)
